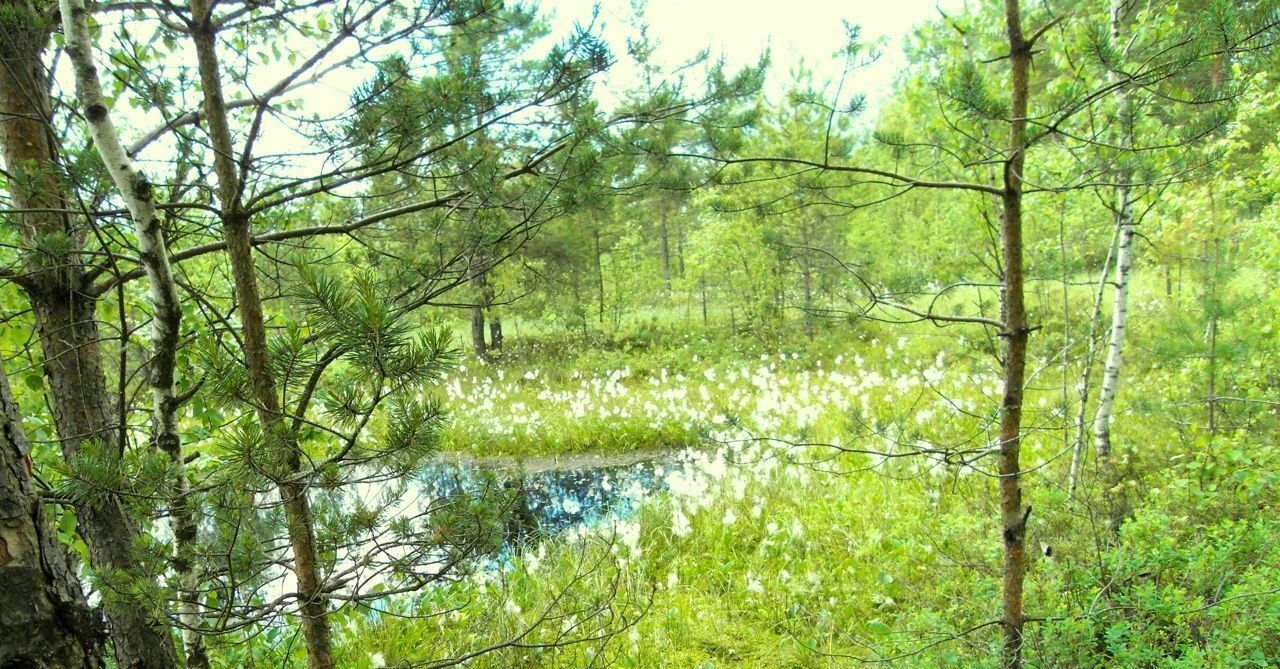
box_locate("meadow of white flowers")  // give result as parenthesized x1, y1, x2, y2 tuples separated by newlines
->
(434, 338, 1026, 462)
(435, 339, 1029, 585)
(343, 336, 1096, 666)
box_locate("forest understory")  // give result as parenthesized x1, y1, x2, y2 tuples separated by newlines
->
(2, 0, 1279, 667)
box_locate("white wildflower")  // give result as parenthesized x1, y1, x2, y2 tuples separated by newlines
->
(671, 508, 692, 537)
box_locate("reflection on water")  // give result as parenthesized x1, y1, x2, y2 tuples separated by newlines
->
(226, 448, 721, 625)
(411, 453, 686, 544)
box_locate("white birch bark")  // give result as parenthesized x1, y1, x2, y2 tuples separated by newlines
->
(59, 2, 206, 665)
(1094, 200, 1133, 464)
(1093, 0, 1135, 488)
(1068, 224, 1119, 498)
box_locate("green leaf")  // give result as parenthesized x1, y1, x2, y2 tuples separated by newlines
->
(58, 511, 77, 539)
(866, 619, 892, 636)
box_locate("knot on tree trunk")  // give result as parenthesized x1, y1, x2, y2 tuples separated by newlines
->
(1004, 504, 1031, 545)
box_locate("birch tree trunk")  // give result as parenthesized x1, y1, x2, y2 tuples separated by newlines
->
(998, 1, 1032, 665)
(1094, 203, 1133, 496)
(188, 3, 335, 666)
(1093, 0, 1135, 527)
(59, 0, 205, 664)
(0, 5, 179, 667)
(1068, 225, 1119, 498)
(0, 367, 103, 668)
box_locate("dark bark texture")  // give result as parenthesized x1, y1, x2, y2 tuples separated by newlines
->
(0, 5, 179, 667)
(0, 367, 104, 668)
(189, 4, 336, 665)
(999, 1, 1031, 666)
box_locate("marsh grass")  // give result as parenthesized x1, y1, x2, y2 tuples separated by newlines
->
(314, 271, 1280, 667)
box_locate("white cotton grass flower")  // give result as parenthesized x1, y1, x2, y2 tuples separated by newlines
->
(745, 573, 765, 595)
(616, 520, 641, 554)
(369, 652, 385, 667)
(433, 351, 977, 612)
(671, 507, 692, 537)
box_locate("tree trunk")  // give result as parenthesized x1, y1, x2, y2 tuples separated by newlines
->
(59, 1, 206, 663)
(470, 268, 489, 360)
(471, 306, 488, 358)
(489, 315, 504, 351)
(676, 217, 685, 279)
(800, 223, 815, 339)
(1092, 0, 1135, 531)
(1205, 234, 1219, 437)
(659, 199, 672, 293)
(219, 215, 335, 669)
(189, 5, 335, 667)
(0, 6, 179, 667)
(1093, 205, 1133, 516)
(0, 366, 104, 668)
(998, 2, 1031, 666)
(571, 268, 588, 337)
(700, 276, 709, 327)
(1068, 224, 1120, 498)
(594, 228, 606, 325)
(483, 272, 502, 351)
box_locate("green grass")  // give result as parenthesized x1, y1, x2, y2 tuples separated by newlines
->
(335, 438, 1280, 668)
(219, 267, 1280, 667)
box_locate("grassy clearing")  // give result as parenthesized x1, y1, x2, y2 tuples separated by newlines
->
(341, 402, 1280, 668)
(433, 326, 866, 457)
(315, 288, 1280, 667)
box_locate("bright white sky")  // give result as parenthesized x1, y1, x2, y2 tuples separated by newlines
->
(104, 0, 960, 171)
(543, 0, 962, 113)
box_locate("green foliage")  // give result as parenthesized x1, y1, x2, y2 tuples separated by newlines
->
(5, 0, 1280, 666)
(297, 266, 456, 386)
(383, 395, 447, 463)
(55, 438, 168, 515)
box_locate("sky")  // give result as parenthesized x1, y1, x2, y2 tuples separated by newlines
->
(541, 0, 962, 112)
(107, 0, 961, 171)
(283, 0, 959, 118)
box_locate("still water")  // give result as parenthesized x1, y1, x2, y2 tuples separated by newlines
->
(410, 450, 689, 540)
